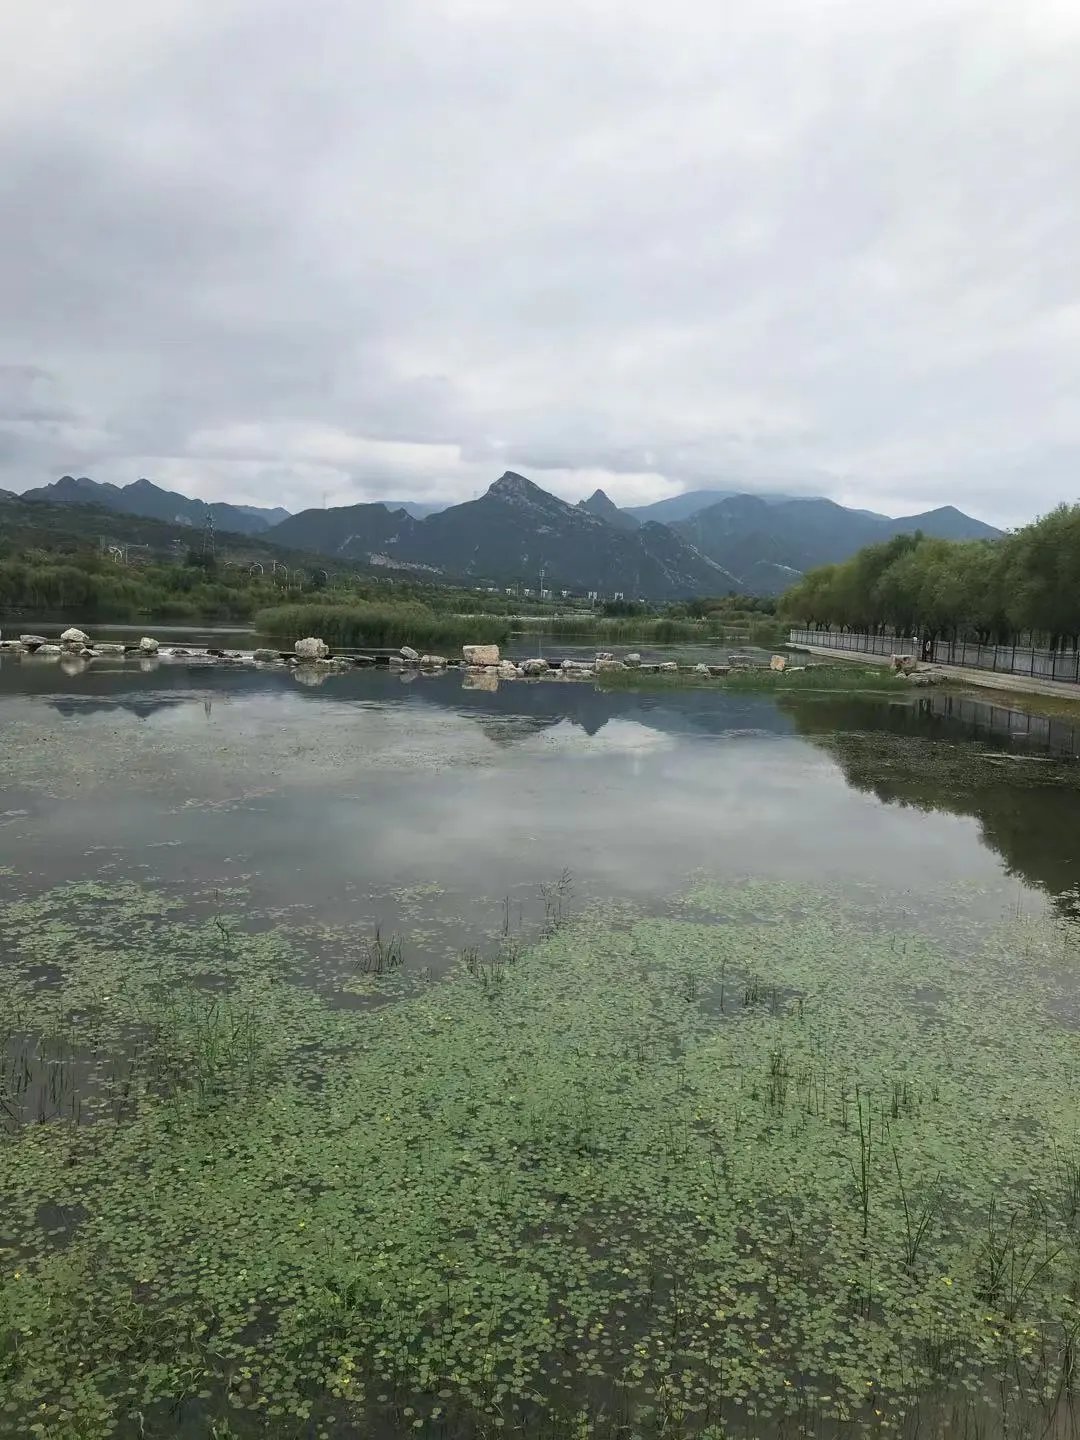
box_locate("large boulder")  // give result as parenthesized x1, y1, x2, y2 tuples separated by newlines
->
(521, 658, 549, 676)
(60, 627, 89, 647)
(20, 635, 48, 648)
(400, 645, 420, 662)
(770, 654, 787, 672)
(463, 644, 500, 666)
(139, 636, 160, 654)
(92, 642, 126, 655)
(595, 658, 627, 672)
(34, 644, 62, 657)
(253, 648, 280, 662)
(497, 660, 520, 679)
(659, 661, 679, 673)
(624, 653, 642, 667)
(295, 636, 329, 660)
(420, 654, 447, 668)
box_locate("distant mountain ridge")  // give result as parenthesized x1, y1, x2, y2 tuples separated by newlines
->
(671, 494, 1002, 590)
(19, 475, 290, 536)
(269, 472, 743, 598)
(13, 470, 1003, 598)
(625, 488, 811, 524)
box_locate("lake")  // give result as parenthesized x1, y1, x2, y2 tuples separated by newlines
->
(3, 658, 1080, 1438)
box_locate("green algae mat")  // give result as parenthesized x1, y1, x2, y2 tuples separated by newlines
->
(2, 877, 1080, 1439)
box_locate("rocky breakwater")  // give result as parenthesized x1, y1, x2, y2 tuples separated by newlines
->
(0, 626, 806, 690)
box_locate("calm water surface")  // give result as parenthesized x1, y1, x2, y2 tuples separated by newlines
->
(2, 658, 1079, 934)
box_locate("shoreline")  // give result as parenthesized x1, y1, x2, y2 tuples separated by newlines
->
(795, 641, 1080, 704)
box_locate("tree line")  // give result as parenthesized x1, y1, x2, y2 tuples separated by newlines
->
(779, 503, 1080, 649)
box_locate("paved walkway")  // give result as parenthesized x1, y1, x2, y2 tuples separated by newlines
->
(798, 642, 1080, 702)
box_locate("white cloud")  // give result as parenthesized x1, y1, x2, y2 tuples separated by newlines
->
(0, 0, 1077, 526)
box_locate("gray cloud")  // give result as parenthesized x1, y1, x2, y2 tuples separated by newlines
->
(0, 0, 1078, 525)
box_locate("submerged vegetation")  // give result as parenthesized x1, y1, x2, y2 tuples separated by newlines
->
(3, 871, 1080, 1437)
(599, 663, 911, 694)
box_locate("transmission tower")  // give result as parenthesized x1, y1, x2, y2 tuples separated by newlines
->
(200, 505, 216, 559)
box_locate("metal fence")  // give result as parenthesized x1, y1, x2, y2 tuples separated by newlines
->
(788, 627, 1080, 687)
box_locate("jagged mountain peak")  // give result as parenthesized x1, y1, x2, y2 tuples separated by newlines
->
(578, 488, 641, 531)
(488, 470, 542, 498)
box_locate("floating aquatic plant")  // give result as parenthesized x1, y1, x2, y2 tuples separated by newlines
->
(1, 876, 1080, 1437)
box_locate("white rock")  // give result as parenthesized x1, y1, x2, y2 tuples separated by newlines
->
(35, 644, 62, 656)
(420, 654, 447, 667)
(400, 645, 420, 662)
(139, 636, 160, 654)
(659, 661, 679, 673)
(92, 642, 126, 655)
(770, 654, 787, 672)
(624, 653, 642, 667)
(294, 636, 329, 659)
(20, 635, 48, 646)
(693, 662, 711, 674)
(60, 627, 90, 646)
(595, 651, 614, 662)
(595, 658, 627, 672)
(521, 658, 549, 676)
(463, 644, 500, 666)
(497, 660, 520, 678)
(253, 648, 280, 662)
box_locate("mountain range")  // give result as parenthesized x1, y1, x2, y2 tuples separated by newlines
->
(269, 472, 744, 596)
(20, 475, 290, 535)
(11, 472, 1002, 599)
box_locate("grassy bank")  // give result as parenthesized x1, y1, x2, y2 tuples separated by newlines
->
(515, 614, 787, 647)
(256, 601, 510, 650)
(515, 614, 713, 642)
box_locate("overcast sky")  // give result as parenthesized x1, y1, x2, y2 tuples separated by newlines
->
(1, 0, 1077, 525)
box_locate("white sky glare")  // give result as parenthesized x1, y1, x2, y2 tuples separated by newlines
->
(1, 0, 1077, 525)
